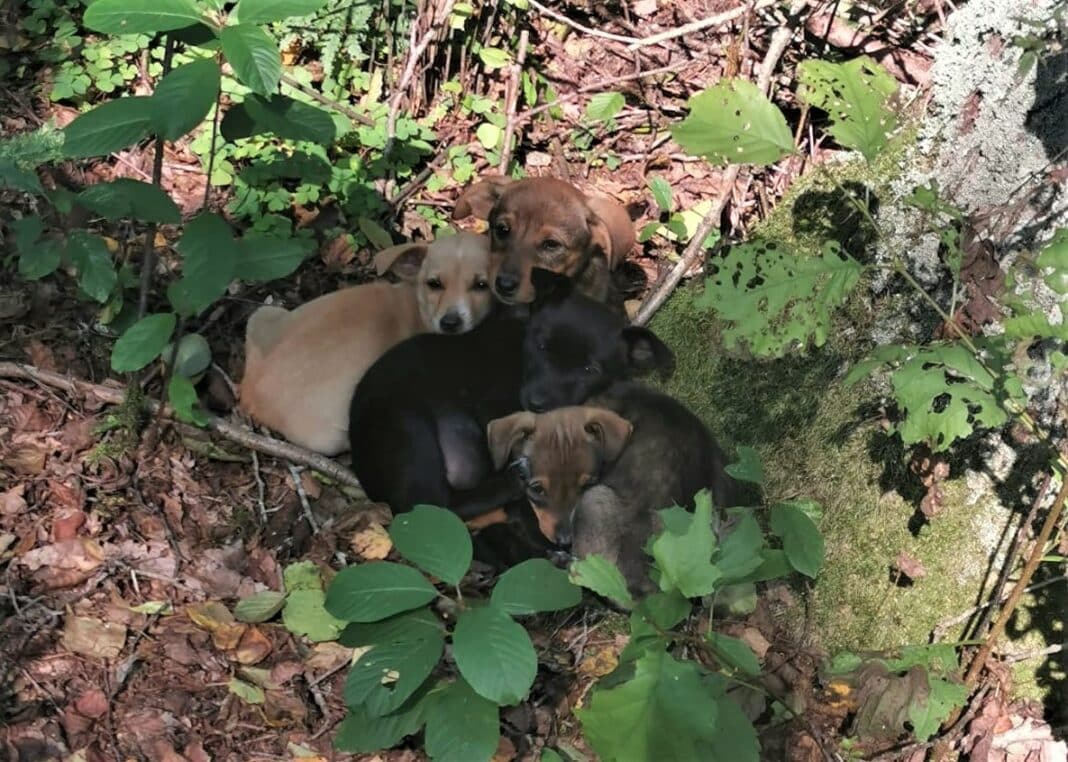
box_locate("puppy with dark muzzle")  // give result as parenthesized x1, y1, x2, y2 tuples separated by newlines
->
(486, 383, 740, 596)
(452, 176, 636, 308)
(347, 270, 674, 525)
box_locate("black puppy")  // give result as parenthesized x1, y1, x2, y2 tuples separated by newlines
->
(348, 269, 675, 522)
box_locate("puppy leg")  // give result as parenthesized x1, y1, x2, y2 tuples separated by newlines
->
(572, 486, 657, 597)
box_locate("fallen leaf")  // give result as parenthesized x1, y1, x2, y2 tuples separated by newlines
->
(263, 689, 307, 727)
(186, 600, 237, 630)
(321, 235, 356, 269)
(740, 627, 771, 660)
(305, 641, 353, 675)
(350, 522, 393, 560)
(74, 689, 109, 719)
(0, 484, 27, 515)
(234, 626, 273, 665)
(52, 508, 87, 541)
(633, 0, 657, 16)
(578, 647, 619, 678)
(25, 339, 56, 371)
(4, 444, 48, 475)
(63, 615, 127, 659)
(20, 538, 105, 589)
(894, 551, 927, 581)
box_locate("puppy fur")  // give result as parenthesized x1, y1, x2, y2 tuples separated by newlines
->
(240, 232, 496, 455)
(347, 269, 674, 523)
(486, 382, 739, 595)
(452, 176, 636, 306)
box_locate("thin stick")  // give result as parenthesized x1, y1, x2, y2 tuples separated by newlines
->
(634, 0, 810, 327)
(626, 0, 779, 50)
(498, 29, 530, 174)
(526, 0, 641, 45)
(279, 73, 375, 127)
(287, 465, 321, 534)
(0, 361, 365, 493)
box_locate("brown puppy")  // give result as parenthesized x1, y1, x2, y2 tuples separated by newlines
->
(452, 176, 635, 306)
(240, 232, 497, 455)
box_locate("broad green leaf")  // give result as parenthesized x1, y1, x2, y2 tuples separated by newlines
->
(708, 692, 761, 762)
(339, 607, 440, 648)
(696, 239, 862, 357)
(84, 0, 206, 34)
(578, 650, 726, 761)
(343, 609, 443, 716)
(881, 644, 960, 674)
(282, 588, 346, 641)
(844, 344, 911, 386)
(569, 554, 635, 609)
(152, 58, 221, 141)
(233, 590, 286, 623)
(648, 176, 673, 212)
(715, 510, 764, 583)
(586, 91, 625, 123)
(707, 631, 761, 676)
(228, 678, 265, 704)
(236, 0, 330, 24)
(650, 491, 720, 597)
(798, 56, 898, 163)
(65, 232, 117, 303)
(1002, 313, 1068, 340)
(424, 679, 500, 762)
(324, 562, 437, 623)
(476, 122, 501, 150)
(724, 446, 764, 485)
(283, 559, 324, 592)
(478, 47, 511, 69)
(233, 231, 312, 281)
(334, 692, 427, 753)
(388, 505, 472, 586)
(111, 312, 177, 372)
(19, 238, 62, 281)
(672, 78, 794, 167)
(769, 502, 824, 579)
(220, 24, 281, 96)
(734, 549, 793, 584)
(77, 179, 181, 224)
(1037, 228, 1068, 294)
(168, 374, 210, 426)
(165, 333, 212, 379)
(908, 673, 968, 741)
(357, 217, 394, 251)
(62, 97, 155, 159)
(222, 94, 336, 144)
(167, 213, 235, 317)
(637, 590, 691, 629)
(452, 604, 537, 705)
(491, 558, 583, 615)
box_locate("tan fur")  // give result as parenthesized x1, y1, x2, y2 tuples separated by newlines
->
(452, 176, 635, 304)
(240, 232, 497, 455)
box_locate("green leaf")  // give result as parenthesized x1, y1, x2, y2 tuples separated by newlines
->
(476, 122, 501, 150)
(569, 554, 635, 609)
(424, 679, 500, 762)
(152, 58, 221, 141)
(233, 590, 286, 623)
(222, 94, 336, 144)
(111, 313, 177, 372)
(282, 588, 346, 641)
(586, 91, 625, 123)
(908, 673, 968, 741)
(491, 558, 583, 615)
(696, 239, 862, 357)
(83, 0, 206, 34)
(334, 692, 427, 753)
(165, 333, 212, 379)
(220, 24, 281, 96)
(66, 232, 117, 303)
(1037, 228, 1068, 294)
(578, 650, 730, 761)
(637, 590, 691, 629)
(283, 560, 323, 592)
(715, 510, 764, 583)
(724, 446, 764, 485)
(478, 47, 511, 70)
(1002, 313, 1068, 340)
(672, 78, 794, 167)
(77, 179, 181, 224)
(541, 750, 565, 762)
(707, 631, 761, 676)
(388, 505, 472, 586)
(356, 217, 394, 251)
(62, 97, 155, 159)
(167, 213, 236, 317)
(228, 678, 265, 704)
(339, 607, 440, 648)
(168, 374, 210, 426)
(343, 609, 443, 716)
(769, 502, 824, 578)
(233, 231, 312, 281)
(236, 0, 330, 24)
(648, 176, 673, 213)
(452, 604, 537, 705)
(797, 56, 898, 163)
(324, 562, 438, 623)
(651, 491, 720, 597)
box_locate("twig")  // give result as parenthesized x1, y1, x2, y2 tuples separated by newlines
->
(526, 0, 641, 45)
(498, 29, 530, 175)
(0, 361, 365, 493)
(250, 448, 268, 524)
(1002, 642, 1065, 664)
(634, 0, 810, 326)
(932, 573, 1067, 642)
(626, 0, 779, 50)
(279, 73, 375, 127)
(287, 465, 321, 534)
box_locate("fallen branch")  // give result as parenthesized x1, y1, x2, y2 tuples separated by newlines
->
(0, 361, 364, 494)
(526, 0, 641, 45)
(626, 0, 779, 50)
(634, 0, 810, 326)
(498, 29, 530, 174)
(280, 73, 375, 127)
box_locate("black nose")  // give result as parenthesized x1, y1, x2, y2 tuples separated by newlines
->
(439, 313, 463, 333)
(555, 525, 572, 548)
(524, 394, 547, 413)
(495, 271, 520, 296)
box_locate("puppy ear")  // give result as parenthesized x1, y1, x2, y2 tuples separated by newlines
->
(486, 412, 537, 470)
(584, 408, 633, 463)
(374, 242, 428, 282)
(586, 195, 636, 270)
(621, 326, 676, 378)
(453, 176, 513, 220)
(531, 268, 573, 306)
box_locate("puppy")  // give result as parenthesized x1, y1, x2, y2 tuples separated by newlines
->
(240, 232, 496, 455)
(348, 269, 674, 521)
(486, 382, 739, 595)
(452, 176, 636, 307)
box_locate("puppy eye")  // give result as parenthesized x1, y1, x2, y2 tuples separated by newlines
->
(473, 278, 490, 291)
(427, 277, 444, 290)
(493, 221, 511, 238)
(541, 238, 562, 251)
(583, 362, 600, 375)
(527, 482, 546, 499)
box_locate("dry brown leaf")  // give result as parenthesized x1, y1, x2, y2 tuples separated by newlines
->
(5, 444, 48, 475)
(321, 235, 356, 269)
(305, 641, 353, 675)
(234, 626, 272, 665)
(263, 690, 308, 727)
(212, 622, 248, 651)
(186, 600, 237, 631)
(20, 537, 105, 589)
(351, 522, 393, 560)
(52, 508, 87, 541)
(893, 551, 927, 581)
(740, 627, 771, 660)
(63, 615, 127, 659)
(0, 484, 28, 515)
(74, 688, 109, 719)
(633, 0, 657, 16)
(25, 339, 56, 371)
(577, 647, 619, 678)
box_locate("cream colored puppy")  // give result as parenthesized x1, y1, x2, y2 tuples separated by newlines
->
(239, 232, 497, 455)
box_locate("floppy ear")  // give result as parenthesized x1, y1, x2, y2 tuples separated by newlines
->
(621, 326, 676, 378)
(583, 408, 633, 463)
(586, 195, 636, 269)
(531, 267, 573, 306)
(453, 176, 513, 220)
(486, 411, 537, 470)
(374, 242, 428, 282)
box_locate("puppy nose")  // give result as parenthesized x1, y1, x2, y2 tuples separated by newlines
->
(495, 271, 520, 296)
(439, 313, 463, 333)
(524, 394, 547, 413)
(554, 525, 572, 548)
